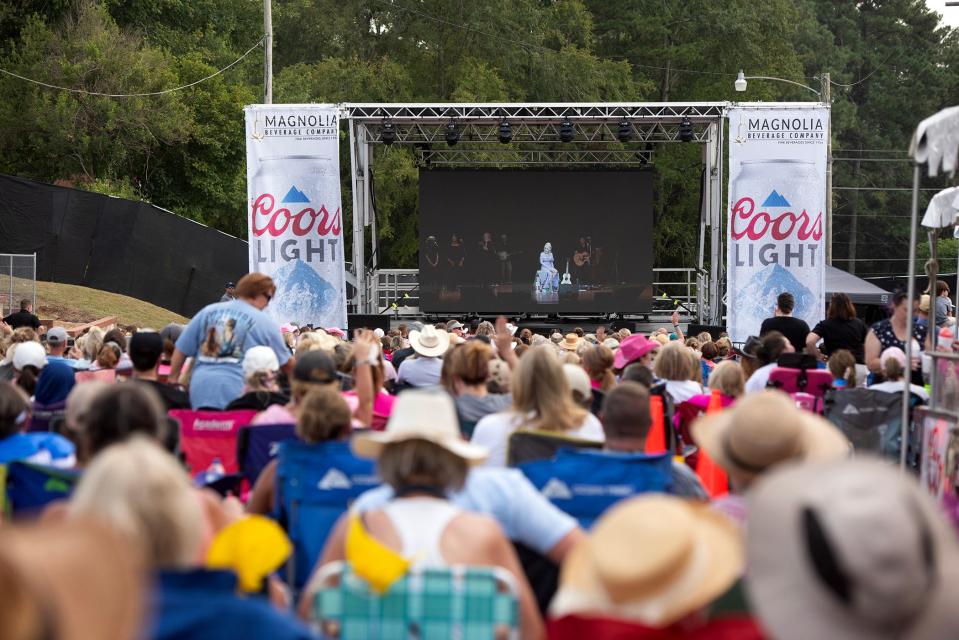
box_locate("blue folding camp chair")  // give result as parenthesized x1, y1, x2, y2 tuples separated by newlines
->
(517, 448, 673, 529)
(274, 440, 379, 592)
(312, 562, 519, 640)
(5, 461, 80, 518)
(237, 422, 298, 486)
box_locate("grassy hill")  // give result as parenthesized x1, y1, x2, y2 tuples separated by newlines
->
(31, 281, 188, 328)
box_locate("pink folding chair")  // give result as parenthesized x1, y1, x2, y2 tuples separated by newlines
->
(168, 409, 257, 477)
(768, 367, 834, 397)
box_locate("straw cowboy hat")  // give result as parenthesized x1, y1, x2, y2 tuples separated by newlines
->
(408, 324, 450, 358)
(550, 495, 743, 627)
(560, 333, 581, 351)
(352, 389, 487, 464)
(692, 391, 849, 480)
(746, 458, 959, 640)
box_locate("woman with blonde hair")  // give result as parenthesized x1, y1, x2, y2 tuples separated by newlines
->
(654, 342, 704, 404)
(707, 360, 746, 398)
(77, 326, 105, 369)
(70, 438, 314, 639)
(471, 346, 603, 467)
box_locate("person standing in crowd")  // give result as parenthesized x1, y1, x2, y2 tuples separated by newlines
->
(4, 299, 41, 331)
(759, 292, 809, 353)
(127, 331, 190, 411)
(396, 324, 448, 388)
(219, 282, 236, 303)
(169, 273, 292, 410)
(865, 290, 930, 385)
(805, 292, 868, 369)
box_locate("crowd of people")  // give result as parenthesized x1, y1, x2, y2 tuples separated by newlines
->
(0, 271, 958, 639)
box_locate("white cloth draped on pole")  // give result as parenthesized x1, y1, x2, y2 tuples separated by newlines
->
(909, 105, 959, 178)
(921, 186, 959, 229)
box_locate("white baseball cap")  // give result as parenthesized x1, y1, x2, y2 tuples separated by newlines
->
(242, 346, 280, 377)
(13, 341, 48, 371)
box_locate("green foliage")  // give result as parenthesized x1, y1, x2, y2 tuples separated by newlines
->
(0, 0, 956, 275)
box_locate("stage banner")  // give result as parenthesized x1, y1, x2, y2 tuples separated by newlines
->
(726, 105, 829, 343)
(244, 104, 346, 329)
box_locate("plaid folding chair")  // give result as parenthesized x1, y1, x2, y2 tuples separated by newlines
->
(312, 562, 519, 640)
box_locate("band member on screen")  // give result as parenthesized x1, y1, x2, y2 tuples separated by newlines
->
(477, 231, 497, 285)
(498, 233, 513, 283)
(424, 235, 440, 268)
(572, 236, 592, 286)
(447, 234, 465, 288)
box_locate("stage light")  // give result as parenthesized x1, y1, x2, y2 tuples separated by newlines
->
(445, 119, 460, 146)
(498, 118, 512, 144)
(735, 70, 747, 92)
(678, 118, 694, 142)
(381, 118, 396, 145)
(559, 118, 575, 143)
(617, 120, 632, 143)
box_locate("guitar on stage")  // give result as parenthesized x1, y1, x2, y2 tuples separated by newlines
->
(561, 261, 572, 285)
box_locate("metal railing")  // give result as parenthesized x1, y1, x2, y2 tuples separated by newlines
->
(366, 267, 705, 321)
(0, 253, 36, 318)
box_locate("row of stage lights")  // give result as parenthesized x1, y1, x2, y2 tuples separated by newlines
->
(379, 117, 695, 145)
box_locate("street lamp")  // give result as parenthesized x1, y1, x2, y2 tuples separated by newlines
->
(734, 70, 821, 99)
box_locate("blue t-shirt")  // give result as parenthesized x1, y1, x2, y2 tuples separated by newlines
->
(175, 300, 290, 409)
(149, 570, 315, 640)
(351, 467, 578, 555)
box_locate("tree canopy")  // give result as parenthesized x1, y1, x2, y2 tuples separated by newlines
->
(0, 0, 956, 275)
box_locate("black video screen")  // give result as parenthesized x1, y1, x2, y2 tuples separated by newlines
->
(418, 170, 654, 314)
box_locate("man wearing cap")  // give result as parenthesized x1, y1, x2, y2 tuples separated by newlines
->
(219, 282, 236, 303)
(396, 325, 448, 388)
(45, 327, 84, 370)
(128, 331, 191, 411)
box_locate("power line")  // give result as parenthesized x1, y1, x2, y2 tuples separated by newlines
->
(0, 37, 264, 97)
(828, 50, 897, 88)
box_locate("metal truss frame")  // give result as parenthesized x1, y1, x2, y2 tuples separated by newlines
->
(341, 102, 729, 322)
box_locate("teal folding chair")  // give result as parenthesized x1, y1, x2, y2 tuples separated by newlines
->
(312, 562, 519, 640)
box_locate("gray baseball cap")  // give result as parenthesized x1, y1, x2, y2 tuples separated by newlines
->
(46, 326, 69, 345)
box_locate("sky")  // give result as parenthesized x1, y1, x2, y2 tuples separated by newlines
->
(926, 0, 959, 28)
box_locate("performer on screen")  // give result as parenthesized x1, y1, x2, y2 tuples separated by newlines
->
(535, 242, 559, 292)
(477, 231, 497, 286)
(572, 236, 592, 287)
(498, 233, 513, 283)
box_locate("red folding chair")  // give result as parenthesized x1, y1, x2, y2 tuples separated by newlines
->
(168, 409, 257, 478)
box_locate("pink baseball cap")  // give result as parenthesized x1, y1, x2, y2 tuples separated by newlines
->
(613, 334, 659, 369)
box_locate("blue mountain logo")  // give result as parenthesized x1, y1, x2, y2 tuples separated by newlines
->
(281, 185, 310, 203)
(762, 190, 791, 207)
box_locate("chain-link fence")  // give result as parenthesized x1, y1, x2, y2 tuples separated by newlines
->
(0, 254, 36, 318)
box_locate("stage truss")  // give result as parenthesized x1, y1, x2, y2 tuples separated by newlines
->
(341, 102, 728, 323)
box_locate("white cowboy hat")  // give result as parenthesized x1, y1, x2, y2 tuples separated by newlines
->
(551, 495, 743, 627)
(408, 325, 450, 358)
(746, 458, 959, 640)
(352, 390, 487, 464)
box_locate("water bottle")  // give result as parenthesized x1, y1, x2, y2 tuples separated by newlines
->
(196, 457, 226, 486)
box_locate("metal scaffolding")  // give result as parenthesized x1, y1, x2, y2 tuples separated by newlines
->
(341, 102, 728, 323)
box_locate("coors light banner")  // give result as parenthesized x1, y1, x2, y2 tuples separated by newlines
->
(726, 105, 829, 343)
(244, 105, 346, 329)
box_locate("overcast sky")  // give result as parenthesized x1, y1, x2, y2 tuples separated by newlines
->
(926, 0, 959, 28)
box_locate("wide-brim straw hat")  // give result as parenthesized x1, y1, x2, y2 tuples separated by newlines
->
(746, 458, 959, 640)
(692, 390, 849, 479)
(551, 495, 743, 627)
(560, 333, 581, 351)
(408, 325, 451, 358)
(352, 389, 487, 464)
